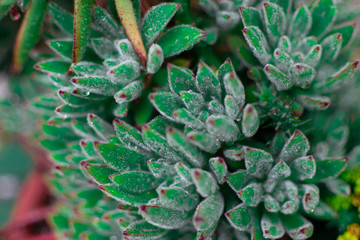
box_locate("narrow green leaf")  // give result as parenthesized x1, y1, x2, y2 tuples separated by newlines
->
(261, 212, 285, 239)
(263, 2, 286, 45)
(12, 0, 47, 72)
(290, 4, 312, 39)
(264, 64, 292, 91)
(242, 104, 260, 138)
(280, 214, 313, 239)
(123, 221, 167, 239)
(242, 26, 271, 65)
(206, 114, 240, 142)
(191, 169, 219, 198)
(48, 3, 73, 35)
(111, 171, 158, 193)
(142, 3, 180, 46)
(309, 0, 336, 37)
(279, 130, 310, 163)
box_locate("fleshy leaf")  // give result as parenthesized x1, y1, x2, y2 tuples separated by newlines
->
(279, 130, 310, 163)
(225, 203, 251, 231)
(264, 64, 293, 91)
(280, 214, 313, 239)
(142, 3, 180, 46)
(123, 221, 167, 239)
(309, 0, 336, 37)
(244, 147, 273, 178)
(157, 26, 205, 58)
(242, 26, 271, 65)
(191, 169, 219, 198)
(242, 104, 260, 138)
(209, 157, 228, 184)
(261, 212, 285, 239)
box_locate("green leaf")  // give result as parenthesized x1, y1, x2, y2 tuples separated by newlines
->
(71, 76, 124, 96)
(48, 3, 73, 35)
(206, 115, 240, 142)
(321, 33, 342, 62)
(224, 147, 244, 161)
(289, 63, 316, 88)
(290, 156, 316, 181)
(88, 113, 114, 140)
(264, 64, 292, 91)
(191, 169, 219, 198)
(193, 192, 224, 232)
(290, 4, 312, 39)
(264, 195, 280, 213)
(82, 163, 117, 185)
(216, 10, 240, 30)
(113, 118, 147, 150)
(172, 108, 204, 129)
(195, 61, 221, 101)
(225, 203, 251, 231)
(242, 26, 271, 65)
(244, 147, 273, 178)
(12, 0, 47, 72)
(72, 0, 94, 63)
(187, 131, 220, 154)
(100, 184, 156, 206)
(304, 45, 322, 68)
(238, 183, 263, 207)
(158, 186, 199, 211)
(242, 104, 260, 138)
(279, 130, 310, 163)
(270, 130, 286, 155)
(225, 170, 251, 192)
(298, 95, 331, 110)
(157, 26, 206, 58)
(114, 81, 144, 104)
(168, 64, 196, 96)
(309, 0, 336, 37)
(326, 23, 356, 48)
(307, 201, 338, 220)
(94, 6, 123, 39)
(95, 142, 145, 171)
(209, 157, 228, 184)
(142, 125, 181, 162)
(109, 60, 140, 83)
(224, 95, 241, 120)
(280, 214, 313, 239)
(57, 89, 93, 107)
(223, 71, 245, 107)
(147, 44, 164, 74)
(239, 7, 262, 29)
(35, 60, 70, 75)
(300, 184, 320, 214)
(139, 205, 191, 229)
(273, 48, 294, 72)
(227, 36, 260, 67)
(280, 198, 300, 215)
(111, 171, 158, 193)
(149, 92, 184, 120)
(166, 127, 204, 167)
(91, 38, 115, 59)
(142, 3, 180, 46)
(310, 158, 347, 182)
(263, 2, 286, 45)
(174, 162, 192, 182)
(123, 221, 167, 239)
(261, 212, 285, 239)
(47, 40, 73, 60)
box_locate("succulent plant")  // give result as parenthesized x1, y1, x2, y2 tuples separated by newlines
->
(1, 0, 360, 239)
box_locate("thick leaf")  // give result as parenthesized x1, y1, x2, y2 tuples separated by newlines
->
(47, 40, 73, 60)
(309, 0, 336, 37)
(139, 205, 191, 229)
(225, 170, 251, 192)
(48, 3, 73, 35)
(94, 6, 123, 39)
(239, 7, 262, 29)
(279, 130, 310, 163)
(111, 171, 158, 193)
(223, 72, 245, 107)
(158, 186, 199, 211)
(264, 64, 292, 91)
(115, 0, 147, 66)
(280, 214, 313, 239)
(242, 104, 260, 138)
(193, 192, 224, 232)
(225, 203, 251, 231)
(123, 221, 167, 239)
(142, 3, 180, 46)
(82, 163, 117, 185)
(326, 23, 356, 48)
(147, 44, 164, 74)
(309, 158, 347, 182)
(297, 95, 331, 110)
(100, 184, 156, 206)
(263, 2, 286, 45)
(261, 212, 285, 239)
(71, 76, 124, 96)
(88, 113, 114, 140)
(290, 156, 316, 181)
(300, 184, 320, 214)
(242, 26, 271, 65)
(166, 127, 204, 167)
(157, 26, 205, 58)
(209, 157, 227, 184)
(191, 169, 219, 198)
(187, 130, 220, 154)
(114, 81, 143, 104)
(290, 4, 312, 39)
(206, 114, 240, 142)
(244, 147, 273, 178)
(168, 64, 196, 96)
(238, 183, 263, 207)
(149, 92, 184, 120)
(12, 0, 47, 73)
(95, 142, 145, 171)
(72, 0, 94, 63)
(289, 63, 316, 88)
(195, 61, 221, 100)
